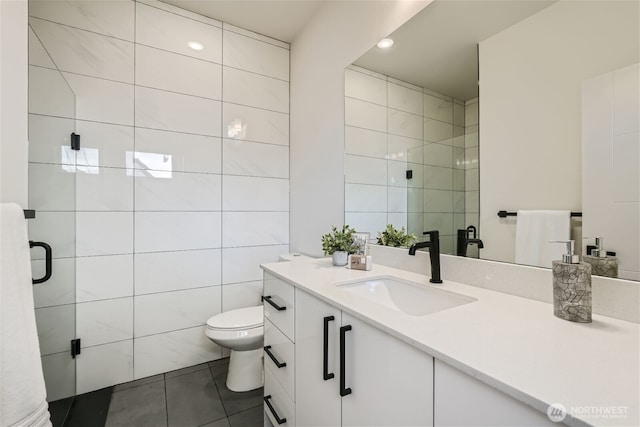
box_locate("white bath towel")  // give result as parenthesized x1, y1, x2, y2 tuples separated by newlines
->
(515, 210, 571, 268)
(0, 203, 52, 427)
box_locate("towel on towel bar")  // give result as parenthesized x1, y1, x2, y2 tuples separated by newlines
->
(1, 203, 52, 427)
(514, 210, 570, 268)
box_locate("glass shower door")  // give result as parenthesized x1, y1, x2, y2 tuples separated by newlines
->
(27, 23, 77, 401)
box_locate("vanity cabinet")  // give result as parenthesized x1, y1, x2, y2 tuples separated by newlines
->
(295, 288, 434, 427)
(434, 359, 557, 426)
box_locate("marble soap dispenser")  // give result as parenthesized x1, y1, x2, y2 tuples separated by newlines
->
(583, 237, 618, 278)
(551, 240, 592, 323)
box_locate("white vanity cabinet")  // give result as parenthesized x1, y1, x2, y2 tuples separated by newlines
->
(295, 288, 434, 427)
(434, 359, 557, 426)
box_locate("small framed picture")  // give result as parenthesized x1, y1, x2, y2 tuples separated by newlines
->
(353, 232, 370, 256)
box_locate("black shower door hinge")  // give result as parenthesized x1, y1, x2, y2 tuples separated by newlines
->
(71, 338, 81, 358)
(70, 132, 81, 151)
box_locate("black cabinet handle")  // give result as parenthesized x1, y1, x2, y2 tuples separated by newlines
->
(340, 325, 352, 397)
(262, 295, 286, 311)
(29, 241, 52, 284)
(264, 346, 286, 368)
(264, 395, 287, 424)
(323, 315, 335, 380)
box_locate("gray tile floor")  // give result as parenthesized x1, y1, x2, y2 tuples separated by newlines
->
(105, 358, 264, 427)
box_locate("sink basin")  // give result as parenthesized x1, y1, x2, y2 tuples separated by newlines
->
(336, 276, 476, 316)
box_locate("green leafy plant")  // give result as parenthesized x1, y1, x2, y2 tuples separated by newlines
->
(376, 224, 417, 248)
(322, 225, 358, 255)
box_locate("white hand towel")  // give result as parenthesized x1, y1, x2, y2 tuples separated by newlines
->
(515, 210, 571, 268)
(0, 203, 52, 427)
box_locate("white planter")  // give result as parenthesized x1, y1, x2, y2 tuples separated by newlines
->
(332, 251, 348, 266)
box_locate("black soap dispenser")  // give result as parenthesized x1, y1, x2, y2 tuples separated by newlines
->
(551, 240, 592, 323)
(583, 237, 618, 278)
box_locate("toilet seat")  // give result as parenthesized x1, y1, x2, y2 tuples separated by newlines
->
(206, 306, 263, 331)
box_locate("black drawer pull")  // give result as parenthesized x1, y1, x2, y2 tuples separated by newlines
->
(264, 395, 287, 424)
(29, 241, 52, 284)
(262, 295, 286, 311)
(340, 325, 352, 397)
(264, 345, 286, 368)
(323, 315, 335, 380)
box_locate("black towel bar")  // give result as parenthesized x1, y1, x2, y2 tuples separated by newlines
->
(497, 210, 582, 218)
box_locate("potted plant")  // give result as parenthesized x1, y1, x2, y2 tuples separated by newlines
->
(322, 225, 358, 266)
(376, 224, 417, 248)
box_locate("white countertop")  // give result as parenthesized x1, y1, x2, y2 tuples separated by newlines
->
(261, 258, 639, 427)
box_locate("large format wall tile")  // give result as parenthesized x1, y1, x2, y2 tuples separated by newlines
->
(222, 212, 289, 248)
(222, 103, 289, 145)
(76, 254, 134, 302)
(134, 212, 221, 253)
(223, 30, 289, 81)
(135, 172, 221, 211)
(388, 81, 422, 116)
(134, 128, 221, 174)
(345, 184, 387, 212)
(134, 286, 221, 337)
(388, 109, 423, 139)
(28, 212, 76, 259)
(28, 66, 75, 119)
(344, 155, 387, 185)
(135, 86, 221, 136)
(345, 126, 387, 159)
(222, 139, 288, 178)
(134, 249, 222, 295)
(424, 93, 453, 123)
(64, 72, 134, 125)
(222, 245, 288, 284)
(29, 0, 134, 41)
(76, 167, 133, 211)
(41, 352, 75, 401)
(344, 212, 387, 239)
(223, 67, 289, 113)
(222, 176, 288, 211)
(345, 68, 386, 106)
(76, 297, 133, 347)
(76, 341, 134, 394)
(345, 97, 386, 133)
(28, 26, 55, 69)
(35, 304, 75, 355)
(30, 18, 134, 83)
(136, 2, 222, 63)
(135, 45, 222, 99)
(28, 115, 74, 165)
(76, 212, 133, 256)
(133, 326, 220, 380)
(28, 163, 76, 211)
(32, 257, 75, 308)
(222, 281, 263, 312)
(76, 121, 135, 169)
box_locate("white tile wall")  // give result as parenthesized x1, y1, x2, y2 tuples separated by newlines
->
(28, 0, 290, 398)
(76, 254, 134, 302)
(345, 97, 387, 133)
(29, 26, 56, 68)
(134, 286, 221, 337)
(134, 249, 222, 294)
(345, 126, 387, 159)
(134, 212, 221, 252)
(77, 297, 134, 347)
(134, 326, 221, 379)
(345, 68, 386, 106)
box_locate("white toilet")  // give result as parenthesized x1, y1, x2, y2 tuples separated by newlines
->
(205, 305, 264, 392)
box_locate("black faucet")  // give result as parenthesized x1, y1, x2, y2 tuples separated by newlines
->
(456, 226, 484, 257)
(408, 230, 442, 284)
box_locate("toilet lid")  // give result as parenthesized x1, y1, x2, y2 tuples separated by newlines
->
(206, 306, 263, 330)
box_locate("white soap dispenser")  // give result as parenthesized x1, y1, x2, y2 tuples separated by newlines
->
(583, 237, 618, 278)
(551, 240, 592, 323)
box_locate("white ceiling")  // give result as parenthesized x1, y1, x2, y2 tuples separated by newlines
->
(161, 0, 324, 43)
(354, 0, 556, 100)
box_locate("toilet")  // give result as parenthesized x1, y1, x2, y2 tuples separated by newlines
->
(205, 305, 264, 392)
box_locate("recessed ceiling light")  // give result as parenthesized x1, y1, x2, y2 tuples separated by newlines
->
(377, 38, 394, 49)
(188, 41, 204, 51)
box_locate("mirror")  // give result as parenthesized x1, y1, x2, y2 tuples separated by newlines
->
(344, 0, 639, 281)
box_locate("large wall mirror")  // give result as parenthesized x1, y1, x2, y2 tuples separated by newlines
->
(344, 0, 639, 281)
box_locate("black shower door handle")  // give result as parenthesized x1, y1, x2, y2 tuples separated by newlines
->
(29, 240, 52, 284)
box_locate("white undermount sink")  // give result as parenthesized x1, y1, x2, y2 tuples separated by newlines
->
(336, 276, 476, 316)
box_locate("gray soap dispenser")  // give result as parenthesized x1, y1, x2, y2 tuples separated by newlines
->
(551, 240, 592, 323)
(583, 237, 618, 278)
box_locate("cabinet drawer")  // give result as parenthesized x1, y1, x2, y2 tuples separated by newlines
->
(263, 272, 295, 341)
(264, 318, 295, 401)
(265, 364, 295, 426)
